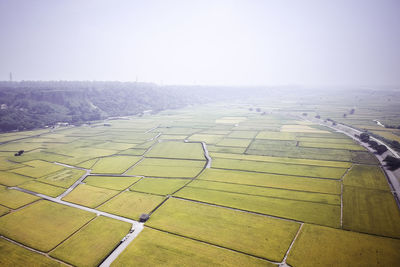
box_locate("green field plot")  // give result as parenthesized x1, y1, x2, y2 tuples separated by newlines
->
(76, 158, 98, 169)
(112, 227, 273, 267)
(0, 200, 96, 252)
(248, 139, 298, 150)
(256, 131, 297, 140)
(0, 188, 40, 209)
(0, 157, 23, 170)
(297, 136, 356, 144)
(55, 147, 117, 164)
(131, 178, 188, 195)
(117, 148, 147, 156)
(99, 191, 165, 220)
(210, 152, 352, 168)
(212, 158, 347, 179)
(10, 160, 65, 178)
(343, 165, 390, 190)
(62, 184, 119, 208)
(19, 180, 65, 197)
(0, 171, 32, 186)
(0, 238, 64, 266)
(9, 151, 73, 164)
(84, 175, 140, 190)
(199, 169, 341, 194)
(343, 186, 400, 238)
(351, 151, 379, 164)
(286, 224, 400, 267)
(281, 124, 330, 133)
(299, 141, 365, 151)
(216, 116, 247, 124)
(0, 205, 10, 216)
(207, 145, 247, 154)
(133, 140, 157, 149)
(188, 134, 223, 144)
(189, 180, 340, 205)
(159, 134, 188, 140)
(200, 129, 231, 135)
(38, 168, 86, 188)
(126, 158, 205, 178)
(0, 142, 43, 152)
(92, 141, 136, 151)
(175, 187, 340, 228)
(227, 130, 258, 139)
(91, 155, 141, 174)
(148, 198, 299, 261)
(50, 216, 131, 266)
(216, 138, 252, 148)
(146, 141, 205, 160)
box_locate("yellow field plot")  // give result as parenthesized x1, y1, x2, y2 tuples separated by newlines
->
(256, 131, 297, 140)
(188, 134, 223, 144)
(57, 147, 116, 159)
(126, 158, 205, 178)
(159, 134, 188, 140)
(0, 205, 9, 216)
(0, 189, 40, 209)
(84, 176, 140, 190)
(50, 216, 131, 266)
(299, 141, 365, 151)
(0, 157, 23, 171)
(76, 158, 98, 169)
(286, 224, 400, 267)
(189, 180, 340, 205)
(38, 168, 86, 188)
(175, 187, 340, 228)
(281, 125, 330, 133)
(0, 171, 32, 186)
(372, 130, 400, 142)
(0, 201, 96, 252)
(227, 131, 258, 139)
(216, 116, 247, 124)
(199, 169, 340, 194)
(0, 142, 43, 152)
(10, 160, 65, 178)
(343, 165, 390, 191)
(210, 152, 352, 168)
(62, 184, 119, 208)
(131, 178, 188, 195)
(207, 145, 247, 154)
(99, 191, 165, 220)
(212, 158, 347, 179)
(0, 238, 63, 266)
(200, 129, 231, 135)
(148, 198, 299, 261)
(112, 227, 273, 267)
(216, 138, 252, 148)
(117, 148, 147, 156)
(297, 136, 356, 144)
(146, 141, 205, 160)
(133, 140, 157, 149)
(91, 156, 141, 174)
(19, 181, 65, 197)
(343, 186, 400, 238)
(92, 141, 136, 151)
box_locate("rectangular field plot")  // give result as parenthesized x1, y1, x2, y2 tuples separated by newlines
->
(0, 171, 32, 186)
(298, 141, 365, 151)
(84, 176, 140, 190)
(199, 169, 341, 194)
(148, 198, 300, 262)
(130, 178, 188, 195)
(343, 164, 390, 191)
(211, 158, 347, 179)
(297, 136, 356, 144)
(117, 148, 147, 156)
(19, 181, 65, 197)
(0, 188, 40, 209)
(188, 134, 223, 144)
(62, 184, 119, 208)
(38, 168, 86, 188)
(10, 160, 65, 178)
(286, 224, 400, 267)
(351, 151, 379, 164)
(0, 205, 9, 216)
(175, 187, 340, 228)
(216, 138, 252, 148)
(50, 216, 131, 267)
(91, 156, 141, 174)
(256, 131, 297, 140)
(98, 191, 165, 220)
(0, 157, 23, 171)
(227, 130, 258, 139)
(207, 145, 247, 154)
(112, 227, 273, 267)
(0, 200, 96, 252)
(146, 141, 205, 160)
(343, 186, 400, 238)
(126, 158, 205, 178)
(0, 238, 63, 267)
(189, 180, 340, 205)
(92, 141, 136, 151)
(281, 125, 330, 133)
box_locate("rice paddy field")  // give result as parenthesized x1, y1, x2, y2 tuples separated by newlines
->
(0, 103, 399, 266)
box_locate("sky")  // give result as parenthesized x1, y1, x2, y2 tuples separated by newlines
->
(0, 0, 399, 86)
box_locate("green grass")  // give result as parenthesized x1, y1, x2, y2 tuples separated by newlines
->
(148, 198, 300, 261)
(62, 184, 120, 208)
(38, 168, 86, 188)
(299, 141, 365, 151)
(91, 156, 142, 174)
(0, 171, 32, 186)
(131, 178, 188, 195)
(112, 227, 273, 267)
(98, 191, 165, 220)
(0, 200, 96, 252)
(10, 160, 65, 178)
(175, 187, 340, 228)
(0, 238, 64, 266)
(343, 164, 390, 191)
(0, 189, 40, 209)
(216, 138, 252, 148)
(126, 158, 205, 178)
(0, 205, 10, 216)
(343, 186, 400, 238)
(212, 158, 347, 179)
(19, 181, 65, 197)
(286, 224, 400, 267)
(84, 175, 140, 190)
(351, 151, 380, 164)
(199, 169, 341, 194)
(146, 141, 205, 160)
(50, 216, 131, 266)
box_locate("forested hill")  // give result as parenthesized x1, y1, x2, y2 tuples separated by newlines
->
(0, 81, 204, 132)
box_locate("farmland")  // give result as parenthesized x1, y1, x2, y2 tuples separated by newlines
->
(0, 102, 399, 266)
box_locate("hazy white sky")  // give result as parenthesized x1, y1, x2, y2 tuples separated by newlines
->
(0, 0, 399, 86)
